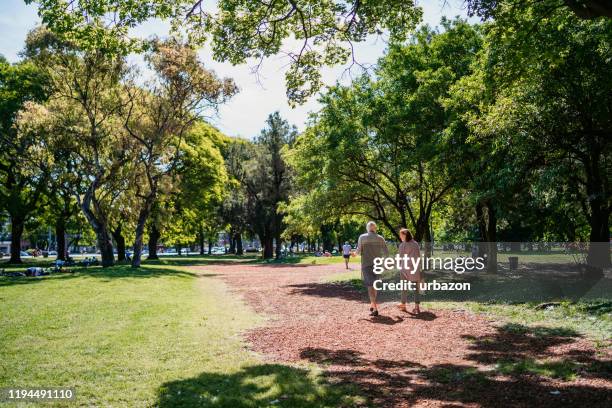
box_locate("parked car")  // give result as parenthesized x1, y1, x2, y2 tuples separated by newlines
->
(20, 251, 32, 258)
(211, 247, 225, 255)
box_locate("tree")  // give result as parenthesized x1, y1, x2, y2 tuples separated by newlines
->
(471, 6, 611, 271)
(467, 0, 612, 20)
(24, 27, 138, 267)
(137, 120, 228, 258)
(245, 112, 295, 259)
(289, 20, 482, 253)
(175, 122, 228, 253)
(29, 0, 422, 104)
(29, 1, 612, 106)
(0, 58, 49, 263)
(123, 40, 236, 267)
(219, 137, 252, 255)
(39, 114, 82, 261)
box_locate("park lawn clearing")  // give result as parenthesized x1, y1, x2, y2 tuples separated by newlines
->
(0, 262, 359, 407)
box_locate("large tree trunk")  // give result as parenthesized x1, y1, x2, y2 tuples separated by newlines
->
(585, 203, 610, 277)
(131, 211, 149, 267)
(476, 203, 487, 258)
(413, 218, 427, 243)
(228, 232, 236, 254)
(587, 211, 610, 262)
(80, 187, 114, 267)
(147, 225, 160, 260)
(275, 233, 282, 259)
(423, 227, 433, 258)
(476, 201, 497, 273)
(9, 216, 24, 264)
(320, 224, 334, 252)
(413, 216, 432, 259)
(235, 232, 243, 255)
(262, 236, 274, 259)
(584, 156, 610, 272)
(132, 192, 157, 267)
(485, 201, 498, 274)
(198, 225, 205, 255)
(55, 218, 67, 261)
(96, 227, 115, 267)
(112, 224, 126, 262)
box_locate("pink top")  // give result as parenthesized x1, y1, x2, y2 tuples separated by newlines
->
(399, 239, 421, 282)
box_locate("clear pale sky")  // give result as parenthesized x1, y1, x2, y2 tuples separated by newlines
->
(0, 0, 476, 138)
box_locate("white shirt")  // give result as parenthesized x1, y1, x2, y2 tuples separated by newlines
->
(342, 244, 352, 255)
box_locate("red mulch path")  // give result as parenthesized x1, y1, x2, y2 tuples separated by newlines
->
(194, 263, 612, 407)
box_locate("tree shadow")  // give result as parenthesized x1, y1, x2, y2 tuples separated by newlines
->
(300, 348, 424, 371)
(148, 255, 259, 267)
(154, 363, 362, 407)
(0, 264, 204, 287)
(295, 324, 611, 407)
(461, 323, 611, 381)
(287, 271, 612, 304)
(288, 281, 364, 302)
(250, 263, 316, 268)
(462, 323, 582, 364)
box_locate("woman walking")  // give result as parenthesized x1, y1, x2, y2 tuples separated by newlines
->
(397, 228, 422, 314)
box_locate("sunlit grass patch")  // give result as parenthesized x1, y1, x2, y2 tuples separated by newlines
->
(496, 358, 579, 381)
(0, 262, 358, 407)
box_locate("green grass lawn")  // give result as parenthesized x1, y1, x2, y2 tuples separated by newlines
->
(0, 262, 361, 407)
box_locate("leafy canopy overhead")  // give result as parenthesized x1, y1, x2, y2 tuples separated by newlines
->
(28, 0, 422, 104)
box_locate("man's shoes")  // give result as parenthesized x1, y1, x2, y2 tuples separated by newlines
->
(370, 309, 379, 316)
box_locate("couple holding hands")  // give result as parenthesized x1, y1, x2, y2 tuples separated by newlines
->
(353, 221, 422, 317)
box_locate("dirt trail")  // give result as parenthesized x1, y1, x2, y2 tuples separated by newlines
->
(192, 262, 611, 407)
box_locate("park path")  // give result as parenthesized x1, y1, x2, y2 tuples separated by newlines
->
(191, 262, 611, 407)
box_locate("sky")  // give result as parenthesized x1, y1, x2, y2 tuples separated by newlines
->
(0, 0, 476, 139)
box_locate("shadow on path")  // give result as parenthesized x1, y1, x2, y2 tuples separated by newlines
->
(295, 323, 611, 407)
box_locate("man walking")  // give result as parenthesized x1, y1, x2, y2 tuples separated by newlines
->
(356, 221, 389, 316)
(342, 241, 352, 269)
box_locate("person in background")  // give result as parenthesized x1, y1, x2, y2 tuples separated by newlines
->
(356, 221, 389, 316)
(397, 228, 422, 314)
(342, 241, 352, 269)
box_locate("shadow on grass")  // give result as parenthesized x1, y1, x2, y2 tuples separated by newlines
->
(0, 253, 334, 287)
(290, 270, 612, 304)
(146, 254, 260, 267)
(155, 363, 362, 408)
(147, 254, 337, 267)
(294, 324, 611, 407)
(0, 263, 206, 287)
